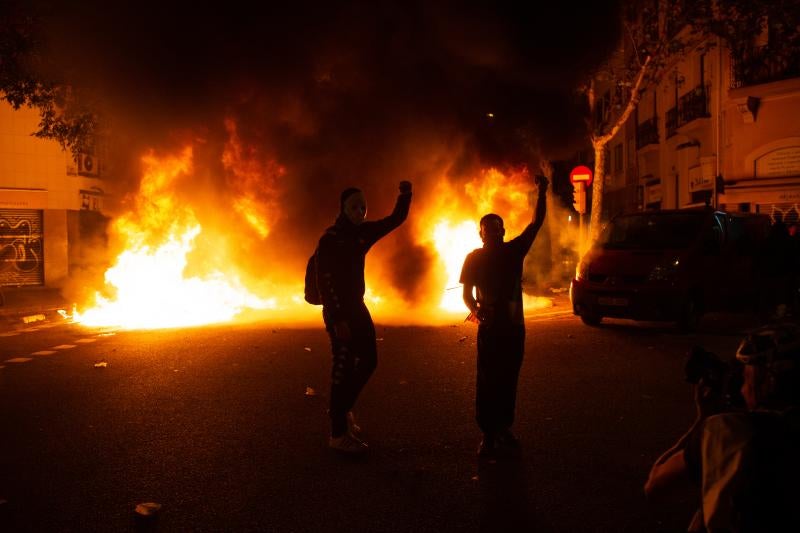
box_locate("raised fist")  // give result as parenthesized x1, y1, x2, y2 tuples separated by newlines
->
(399, 181, 412, 194)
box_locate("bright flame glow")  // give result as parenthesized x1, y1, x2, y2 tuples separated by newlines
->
(75, 225, 275, 329)
(425, 168, 553, 316)
(75, 148, 275, 330)
(433, 220, 481, 312)
(73, 137, 556, 329)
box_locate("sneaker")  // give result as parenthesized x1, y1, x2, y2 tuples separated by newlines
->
(347, 411, 361, 434)
(329, 432, 368, 454)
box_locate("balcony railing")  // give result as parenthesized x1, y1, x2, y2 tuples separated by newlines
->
(730, 45, 800, 89)
(636, 116, 659, 150)
(665, 84, 710, 138)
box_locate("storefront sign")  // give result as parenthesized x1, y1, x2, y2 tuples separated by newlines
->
(778, 190, 800, 202)
(755, 146, 800, 178)
(688, 165, 712, 192)
(0, 189, 47, 209)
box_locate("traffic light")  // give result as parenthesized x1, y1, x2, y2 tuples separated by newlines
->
(572, 182, 586, 214)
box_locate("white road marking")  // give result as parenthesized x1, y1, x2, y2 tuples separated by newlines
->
(525, 309, 574, 319)
(76, 338, 96, 344)
(31, 350, 57, 356)
(5, 357, 32, 363)
(52, 345, 76, 350)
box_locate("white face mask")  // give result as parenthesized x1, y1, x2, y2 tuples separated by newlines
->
(343, 192, 367, 225)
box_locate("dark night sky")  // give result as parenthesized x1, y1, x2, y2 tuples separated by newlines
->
(25, 0, 621, 293)
(35, 0, 621, 163)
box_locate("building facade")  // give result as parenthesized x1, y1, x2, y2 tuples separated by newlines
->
(0, 100, 110, 289)
(603, 2, 800, 228)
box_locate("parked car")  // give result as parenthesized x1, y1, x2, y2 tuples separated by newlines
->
(569, 207, 771, 329)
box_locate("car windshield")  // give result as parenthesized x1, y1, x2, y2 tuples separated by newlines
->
(600, 213, 706, 250)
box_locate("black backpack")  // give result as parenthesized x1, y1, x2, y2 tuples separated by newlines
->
(304, 250, 322, 305)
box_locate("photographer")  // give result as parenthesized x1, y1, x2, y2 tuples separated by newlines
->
(644, 324, 800, 532)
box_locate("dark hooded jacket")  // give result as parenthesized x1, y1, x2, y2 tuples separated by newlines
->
(316, 191, 412, 321)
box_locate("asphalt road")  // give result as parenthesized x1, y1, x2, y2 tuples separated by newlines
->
(0, 310, 758, 532)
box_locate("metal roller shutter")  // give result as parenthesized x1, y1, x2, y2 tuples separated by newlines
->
(0, 209, 44, 286)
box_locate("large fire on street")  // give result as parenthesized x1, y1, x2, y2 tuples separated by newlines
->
(73, 143, 555, 330)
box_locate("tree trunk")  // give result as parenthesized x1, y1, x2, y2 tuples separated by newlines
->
(589, 140, 607, 244)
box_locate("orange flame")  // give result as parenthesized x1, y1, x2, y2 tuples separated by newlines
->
(74, 141, 552, 329)
(421, 168, 552, 317)
(223, 118, 285, 239)
(74, 148, 276, 329)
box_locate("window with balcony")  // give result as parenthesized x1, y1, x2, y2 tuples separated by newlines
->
(729, 15, 800, 88)
(666, 84, 709, 138)
(637, 116, 659, 149)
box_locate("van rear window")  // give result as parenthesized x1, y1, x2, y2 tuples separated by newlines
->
(601, 213, 706, 249)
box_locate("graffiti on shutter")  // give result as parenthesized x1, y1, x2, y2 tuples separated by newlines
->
(0, 209, 44, 286)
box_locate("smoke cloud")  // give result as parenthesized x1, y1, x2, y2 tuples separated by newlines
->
(27, 0, 621, 304)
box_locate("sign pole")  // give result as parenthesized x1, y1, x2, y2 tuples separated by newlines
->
(579, 183, 584, 255)
(569, 165, 593, 257)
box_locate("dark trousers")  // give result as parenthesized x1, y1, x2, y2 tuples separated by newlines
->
(476, 324, 525, 436)
(323, 302, 377, 437)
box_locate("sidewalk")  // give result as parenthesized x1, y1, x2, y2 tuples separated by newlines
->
(0, 287, 70, 330)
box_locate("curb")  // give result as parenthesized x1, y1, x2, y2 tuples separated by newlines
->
(0, 305, 70, 331)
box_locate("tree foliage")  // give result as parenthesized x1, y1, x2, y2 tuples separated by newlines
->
(0, 1, 97, 157)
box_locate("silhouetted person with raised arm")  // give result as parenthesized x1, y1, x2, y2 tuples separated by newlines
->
(460, 174, 548, 458)
(316, 181, 412, 454)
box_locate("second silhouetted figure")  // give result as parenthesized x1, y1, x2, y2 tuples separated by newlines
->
(460, 175, 548, 458)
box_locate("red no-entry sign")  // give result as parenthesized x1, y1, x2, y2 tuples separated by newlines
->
(570, 165, 593, 186)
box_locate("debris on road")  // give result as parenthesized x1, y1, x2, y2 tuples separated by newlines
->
(94, 361, 109, 368)
(134, 502, 161, 518)
(399, 380, 408, 385)
(22, 314, 45, 324)
(304, 347, 312, 352)
(305, 387, 317, 397)
(458, 336, 467, 342)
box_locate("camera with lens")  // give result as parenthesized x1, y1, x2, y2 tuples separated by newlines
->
(685, 346, 744, 411)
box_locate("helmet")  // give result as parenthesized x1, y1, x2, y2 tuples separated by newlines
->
(736, 323, 800, 373)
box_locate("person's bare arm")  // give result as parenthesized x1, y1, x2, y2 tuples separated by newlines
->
(511, 175, 549, 253)
(645, 381, 716, 502)
(463, 284, 478, 317)
(644, 447, 691, 502)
